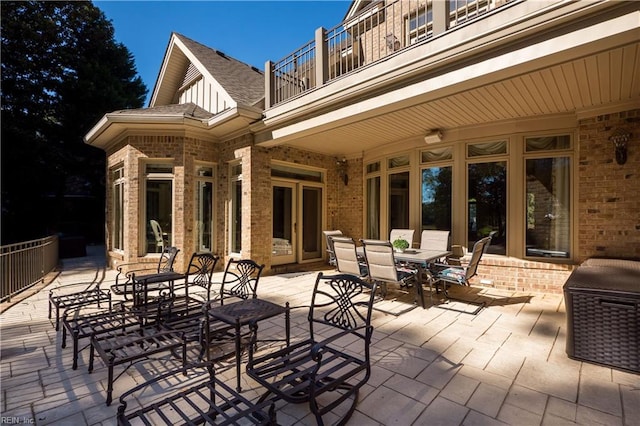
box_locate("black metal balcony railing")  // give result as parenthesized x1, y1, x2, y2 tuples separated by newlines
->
(266, 0, 514, 107)
(1, 235, 59, 302)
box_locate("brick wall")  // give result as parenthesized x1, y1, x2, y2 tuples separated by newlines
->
(103, 108, 639, 293)
(578, 109, 640, 261)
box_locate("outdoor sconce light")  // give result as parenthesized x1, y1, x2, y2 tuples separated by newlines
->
(336, 158, 348, 186)
(424, 129, 443, 144)
(609, 128, 631, 165)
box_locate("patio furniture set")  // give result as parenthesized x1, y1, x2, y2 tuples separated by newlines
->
(325, 228, 493, 316)
(48, 246, 380, 425)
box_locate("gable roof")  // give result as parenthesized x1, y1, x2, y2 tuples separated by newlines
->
(150, 32, 264, 109)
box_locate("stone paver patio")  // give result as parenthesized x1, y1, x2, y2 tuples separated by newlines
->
(1, 247, 638, 425)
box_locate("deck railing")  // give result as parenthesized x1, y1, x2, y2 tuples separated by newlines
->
(266, 0, 514, 107)
(1, 235, 59, 302)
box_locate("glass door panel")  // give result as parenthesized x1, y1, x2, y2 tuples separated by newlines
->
(272, 182, 296, 265)
(301, 186, 322, 260)
(196, 181, 213, 252)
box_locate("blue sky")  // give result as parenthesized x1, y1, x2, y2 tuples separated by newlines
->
(95, 1, 350, 105)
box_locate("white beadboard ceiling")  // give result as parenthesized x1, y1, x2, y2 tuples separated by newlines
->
(270, 42, 640, 157)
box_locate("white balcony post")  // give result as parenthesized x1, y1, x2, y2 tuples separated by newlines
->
(433, 0, 450, 36)
(265, 60, 274, 108)
(315, 27, 328, 87)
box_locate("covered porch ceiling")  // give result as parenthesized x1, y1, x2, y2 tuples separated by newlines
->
(254, 2, 640, 159)
(256, 40, 639, 158)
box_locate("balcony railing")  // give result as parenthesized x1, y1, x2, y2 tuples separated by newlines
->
(266, 0, 515, 107)
(1, 235, 59, 302)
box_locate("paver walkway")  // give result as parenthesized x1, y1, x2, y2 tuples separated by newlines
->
(1, 247, 638, 425)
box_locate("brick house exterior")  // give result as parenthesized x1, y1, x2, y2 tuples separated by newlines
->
(86, 1, 640, 294)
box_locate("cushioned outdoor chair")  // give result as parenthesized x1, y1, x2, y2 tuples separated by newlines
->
(361, 239, 421, 315)
(419, 230, 450, 251)
(428, 236, 491, 314)
(246, 273, 377, 426)
(323, 230, 343, 267)
(389, 229, 415, 247)
(332, 236, 368, 278)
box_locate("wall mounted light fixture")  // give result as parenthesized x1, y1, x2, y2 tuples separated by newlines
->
(336, 158, 348, 185)
(609, 128, 631, 165)
(424, 129, 443, 144)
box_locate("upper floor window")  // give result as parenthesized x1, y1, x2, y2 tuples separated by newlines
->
(450, 0, 491, 26)
(406, 4, 434, 45)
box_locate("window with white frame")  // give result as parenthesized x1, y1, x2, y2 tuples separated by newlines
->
(195, 164, 215, 253)
(111, 165, 125, 251)
(405, 4, 433, 45)
(144, 163, 173, 254)
(524, 135, 571, 258)
(230, 162, 242, 254)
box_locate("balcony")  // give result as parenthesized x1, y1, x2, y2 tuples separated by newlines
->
(266, 0, 517, 107)
(257, 0, 638, 158)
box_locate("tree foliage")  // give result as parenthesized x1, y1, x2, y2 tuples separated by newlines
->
(1, 1, 147, 244)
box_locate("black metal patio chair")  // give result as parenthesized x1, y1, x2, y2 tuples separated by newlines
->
(110, 246, 180, 300)
(246, 272, 377, 426)
(428, 236, 491, 314)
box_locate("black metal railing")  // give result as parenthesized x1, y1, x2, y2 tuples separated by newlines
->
(267, 0, 515, 106)
(1, 235, 59, 302)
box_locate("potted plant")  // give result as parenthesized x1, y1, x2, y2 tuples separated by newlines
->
(392, 237, 410, 253)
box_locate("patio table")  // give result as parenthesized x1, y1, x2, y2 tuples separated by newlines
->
(358, 247, 451, 308)
(205, 298, 290, 391)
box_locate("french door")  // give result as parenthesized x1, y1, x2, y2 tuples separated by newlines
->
(272, 180, 323, 266)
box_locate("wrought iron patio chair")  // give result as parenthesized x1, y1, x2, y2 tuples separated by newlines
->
(361, 239, 421, 315)
(246, 272, 377, 426)
(198, 258, 266, 360)
(332, 236, 368, 278)
(428, 236, 491, 314)
(323, 229, 343, 267)
(158, 252, 220, 341)
(116, 362, 277, 425)
(110, 246, 179, 300)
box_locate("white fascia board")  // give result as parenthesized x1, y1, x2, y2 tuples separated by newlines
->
(84, 112, 208, 147)
(84, 114, 110, 144)
(149, 34, 178, 107)
(206, 105, 262, 127)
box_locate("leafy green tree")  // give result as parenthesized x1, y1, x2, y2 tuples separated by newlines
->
(1, 1, 147, 244)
